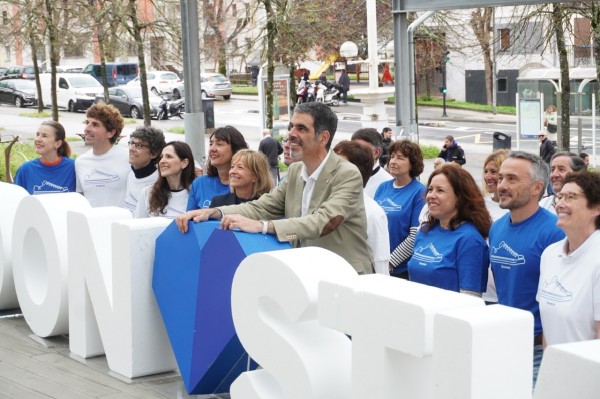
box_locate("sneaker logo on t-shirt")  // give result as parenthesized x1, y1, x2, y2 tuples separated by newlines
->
(377, 197, 402, 212)
(490, 241, 525, 266)
(413, 243, 443, 264)
(33, 180, 69, 194)
(85, 169, 120, 185)
(539, 276, 573, 302)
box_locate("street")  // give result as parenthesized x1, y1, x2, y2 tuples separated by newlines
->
(1, 97, 598, 186)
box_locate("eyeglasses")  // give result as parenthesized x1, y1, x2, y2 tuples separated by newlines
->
(555, 191, 585, 204)
(127, 140, 149, 150)
(281, 137, 289, 144)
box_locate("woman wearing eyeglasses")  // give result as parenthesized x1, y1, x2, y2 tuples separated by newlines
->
(15, 121, 75, 194)
(537, 171, 600, 346)
(123, 126, 166, 214)
(135, 141, 195, 219)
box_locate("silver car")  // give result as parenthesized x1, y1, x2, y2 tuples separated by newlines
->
(201, 73, 232, 100)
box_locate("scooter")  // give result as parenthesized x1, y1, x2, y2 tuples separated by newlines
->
(321, 82, 341, 106)
(158, 96, 185, 120)
(297, 80, 316, 103)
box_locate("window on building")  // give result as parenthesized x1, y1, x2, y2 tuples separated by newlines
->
(499, 28, 510, 51)
(63, 34, 85, 58)
(5, 46, 10, 61)
(231, 4, 237, 16)
(497, 77, 508, 93)
(2, 11, 9, 25)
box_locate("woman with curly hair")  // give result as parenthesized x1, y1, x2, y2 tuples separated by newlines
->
(374, 140, 426, 278)
(135, 141, 195, 219)
(408, 163, 492, 296)
(210, 149, 273, 206)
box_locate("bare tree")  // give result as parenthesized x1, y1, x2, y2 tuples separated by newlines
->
(469, 8, 494, 106)
(553, 4, 571, 151)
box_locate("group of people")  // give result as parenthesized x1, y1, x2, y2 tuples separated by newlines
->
(14, 100, 598, 384)
(14, 103, 279, 223)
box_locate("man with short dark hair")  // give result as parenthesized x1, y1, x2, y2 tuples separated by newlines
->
(177, 102, 373, 274)
(538, 131, 555, 164)
(351, 128, 392, 197)
(438, 135, 466, 165)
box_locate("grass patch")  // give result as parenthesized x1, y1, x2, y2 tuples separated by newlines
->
(420, 144, 439, 159)
(124, 119, 137, 124)
(19, 110, 52, 118)
(416, 97, 516, 114)
(233, 86, 258, 95)
(0, 141, 38, 181)
(66, 136, 83, 141)
(167, 126, 185, 134)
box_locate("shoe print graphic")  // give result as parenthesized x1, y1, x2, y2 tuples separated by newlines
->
(490, 241, 525, 265)
(84, 169, 120, 185)
(412, 243, 443, 263)
(540, 276, 573, 302)
(377, 197, 402, 212)
(33, 180, 69, 193)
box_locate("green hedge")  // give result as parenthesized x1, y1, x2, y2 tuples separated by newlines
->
(0, 141, 37, 182)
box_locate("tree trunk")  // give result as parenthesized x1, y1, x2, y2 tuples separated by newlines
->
(553, 4, 570, 151)
(591, 3, 600, 118)
(264, 0, 275, 130)
(128, 0, 151, 126)
(45, 0, 59, 121)
(469, 8, 494, 106)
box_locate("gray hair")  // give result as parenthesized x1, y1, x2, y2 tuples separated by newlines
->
(508, 150, 549, 185)
(550, 151, 586, 172)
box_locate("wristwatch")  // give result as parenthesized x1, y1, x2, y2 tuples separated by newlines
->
(260, 220, 269, 235)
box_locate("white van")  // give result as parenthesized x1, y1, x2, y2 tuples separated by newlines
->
(39, 73, 103, 112)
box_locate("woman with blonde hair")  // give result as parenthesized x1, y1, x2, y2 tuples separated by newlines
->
(210, 149, 273, 206)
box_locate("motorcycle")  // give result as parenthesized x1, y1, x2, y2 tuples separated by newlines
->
(296, 80, 316, 104)
(158, 96, 185, 120)
(316, 81, 341, 107)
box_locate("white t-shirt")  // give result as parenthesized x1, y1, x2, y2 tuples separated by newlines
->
(537, 230, 600, 345)
(123, 169, 158, 214)
(364, 166, 393, 198)
(75, 145, 130, 207)
(364, 193, 390, 275)
(135, 186, 189, 219)
(482, 196, 510, 303)
(539, 195, 557, 215)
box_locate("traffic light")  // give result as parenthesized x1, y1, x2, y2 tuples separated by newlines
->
(439, 86, 447, 94)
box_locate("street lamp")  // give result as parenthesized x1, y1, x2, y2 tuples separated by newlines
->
(340, 41, 358, 58)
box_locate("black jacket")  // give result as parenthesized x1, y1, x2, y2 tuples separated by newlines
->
(539, 138, 556, 164)
(438, 143, 466, 165)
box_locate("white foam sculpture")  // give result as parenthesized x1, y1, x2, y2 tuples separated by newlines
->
(231, 248, 536, 399)
(0, 182, 28, 309)
(230, 247, 355, 399)
(12, 193, 91, 336)
(534, 340, 600, 399)
(68, 207, 177, 378)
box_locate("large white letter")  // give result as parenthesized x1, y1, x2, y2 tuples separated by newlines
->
(0, 182, 28, 309)
(68, 207, 177, 378)
(12, 193, 90, 336)
(230, 247, 355, 399)
(319, 275, 484, 399)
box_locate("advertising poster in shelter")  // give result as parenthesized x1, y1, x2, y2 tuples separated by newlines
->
(518, 98, 542, 138)
(262, 77, 290, 128)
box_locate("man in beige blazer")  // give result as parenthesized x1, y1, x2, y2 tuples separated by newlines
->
(177, 102, 374, 274)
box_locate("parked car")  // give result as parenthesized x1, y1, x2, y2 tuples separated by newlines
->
(83, 62, 139, 87)
(0, 67, 7, 77)
(0, 79, 37, 107)
(127, 71, 182, 95)
(39, 73, 103, 112)
(95, 86, 163, 119)
(172, 82, 185, 99)
(201, 73, 232, 100)
(2, 65, 37, 80)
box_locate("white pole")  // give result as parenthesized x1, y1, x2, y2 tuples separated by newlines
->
(516, 92, 520, 150)
(593, 94, 597, 167)
(366, 0, 379, 90)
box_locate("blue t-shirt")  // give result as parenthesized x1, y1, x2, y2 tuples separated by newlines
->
(186, 175, 229, 210)
(408, 222, 489, 292)
(374, 178, 426, 272)
(14, 157, 76, 195)
(489, 207, 565, 336)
